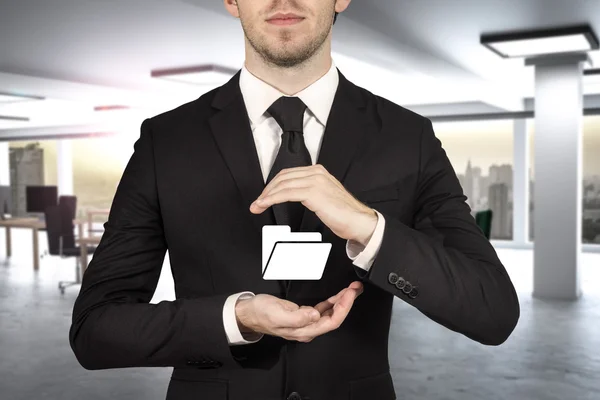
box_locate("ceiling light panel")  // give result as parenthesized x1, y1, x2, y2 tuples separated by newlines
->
(0, 92, 45, 104)
(151, 64, 238, 86)
(481, 25, 599, 58)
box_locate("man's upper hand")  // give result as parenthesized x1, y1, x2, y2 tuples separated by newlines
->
(249, 164, 378, 247)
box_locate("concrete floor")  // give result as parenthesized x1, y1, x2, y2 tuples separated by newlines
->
(1, 227, 599, 400)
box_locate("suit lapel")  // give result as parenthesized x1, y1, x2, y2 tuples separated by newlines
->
(208, 71, 276, 234)
(299, 69, 371, 234)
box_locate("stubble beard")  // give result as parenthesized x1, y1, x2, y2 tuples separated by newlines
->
(242, 19, 331, 68)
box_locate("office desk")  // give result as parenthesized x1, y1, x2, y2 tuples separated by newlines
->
(87, 209, 110, 234)
(0, 217, 85, 271)
(0, 218, 45, 270)
(76, 235, 102, 274)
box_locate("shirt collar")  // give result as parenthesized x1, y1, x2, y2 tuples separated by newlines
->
(239, 60, 339, 127)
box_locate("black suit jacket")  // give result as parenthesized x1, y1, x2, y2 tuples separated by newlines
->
(69, 69, 520, 400)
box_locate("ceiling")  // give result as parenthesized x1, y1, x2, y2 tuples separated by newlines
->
(1, 0, 600, 136)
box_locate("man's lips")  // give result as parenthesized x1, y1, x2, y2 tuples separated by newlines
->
(267, 13, 304, 26)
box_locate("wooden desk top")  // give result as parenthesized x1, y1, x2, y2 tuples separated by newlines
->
(87, 209, 110, 215)
(0, 218, 44, 229)
(77, 236, 102, 245)
(0, 217, 87, 230)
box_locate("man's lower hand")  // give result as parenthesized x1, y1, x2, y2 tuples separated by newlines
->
(235, 281, 364, 343)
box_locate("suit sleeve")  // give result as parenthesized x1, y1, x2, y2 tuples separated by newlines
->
(69, 118, 247, 370)
(354, 117, 520, 346)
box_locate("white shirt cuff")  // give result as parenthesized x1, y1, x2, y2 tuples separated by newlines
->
(223, 291, 264, 345)
(346, 210, 386, 272)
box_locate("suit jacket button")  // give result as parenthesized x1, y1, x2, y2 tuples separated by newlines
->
(287, 391, 302, 400)
(408, 287, 419, 299)
(395, 277, 406, 290)
(402, 282, 413, 294)
(388, 272, 399, 285)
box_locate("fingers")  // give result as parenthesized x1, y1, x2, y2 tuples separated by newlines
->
(259, 174, 319, 201)
(314, 288, 347, 314)
(348, 281, 364, 292)
(256, 170, 318, 202)
(269, 282, 364, 343)
(279, 299, 300, 312)
(281, 286, 362, 342)
(272, 303, 320, 329)
(314, 282, 364, 314)
(261, 182, 313, 204)
(261, 165, 329, 197)
(321, 308, 333, 317)
(252, 187, 310, 211)
(251, 165, 332, 211)
(314, 281, 363, 310)
(331, 286, 360, 315)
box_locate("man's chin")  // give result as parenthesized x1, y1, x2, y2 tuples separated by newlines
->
(268, 58, 305, 68)
(262, 50, 309, 67)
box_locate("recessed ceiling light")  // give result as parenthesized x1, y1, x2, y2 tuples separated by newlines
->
(0, 92, 45, 104)
(94, 105, 131, 111)
(481, 25, 599, 58)
(0, 115, 29, 122)
(151, 64, 238, 86)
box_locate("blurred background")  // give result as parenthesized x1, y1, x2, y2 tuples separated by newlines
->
(0, 0, 599, 399)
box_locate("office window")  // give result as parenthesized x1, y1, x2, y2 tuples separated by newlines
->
(528, 121, 535, 241)
(9, 140, 58, 186)
(433, 120, 514, 240)
(582, 117, 600, 244)
(8, 140, 58, 216)
(8, 134, 136, 218)
(529, 116, 600, 244)
(72, 134, 136, 212)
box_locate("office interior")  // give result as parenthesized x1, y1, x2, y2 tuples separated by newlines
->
(1, 0, 600, 399)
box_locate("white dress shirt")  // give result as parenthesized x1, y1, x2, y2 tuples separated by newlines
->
(222, 61, 387, 345)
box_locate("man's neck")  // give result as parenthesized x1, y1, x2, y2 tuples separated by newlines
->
(244, 41, 332, 95)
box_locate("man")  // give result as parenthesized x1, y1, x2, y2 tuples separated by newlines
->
(69, 0, 520, 399)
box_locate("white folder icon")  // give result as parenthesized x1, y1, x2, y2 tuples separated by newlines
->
(262, 225, 332, 280)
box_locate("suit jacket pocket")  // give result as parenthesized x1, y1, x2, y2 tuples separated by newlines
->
(349, 371, 396, 400)
(166, 378, 228, 400)
(353, 183, 400, 204)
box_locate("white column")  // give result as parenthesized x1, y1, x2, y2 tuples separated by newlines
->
(527, 53, 587, 300)
(57, 139, 73, 195)
(0, 142, 10, 185)
(513, 119, 529, 245)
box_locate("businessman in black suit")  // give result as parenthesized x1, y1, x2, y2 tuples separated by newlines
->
(69, 0, 520, 399)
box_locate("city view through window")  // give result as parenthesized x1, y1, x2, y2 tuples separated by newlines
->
(434, 120, 514, 240)
(434, 117, 600, 244)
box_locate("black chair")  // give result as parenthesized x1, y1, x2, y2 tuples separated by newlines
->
(58, 195, 77, 221)
(475, 209, 493, 239)
(41, 195, 78, 259)
(44, 203, 97, 294)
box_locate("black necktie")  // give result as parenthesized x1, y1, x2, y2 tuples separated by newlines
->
(266, 96, 312, 232)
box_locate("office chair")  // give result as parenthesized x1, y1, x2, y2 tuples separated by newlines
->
(59, 195, 77, 220)
(475, 209, 493, 240)
(44, 203, 97, 294)
(41, 195, 78, 259)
